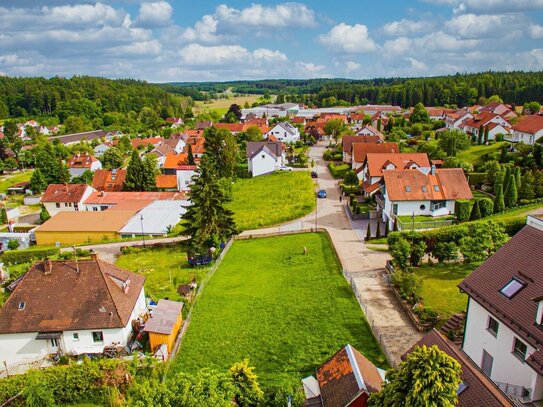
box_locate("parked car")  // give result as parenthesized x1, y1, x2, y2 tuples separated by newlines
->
(311, 171, 318, 178)
(318, 189, 327, 198)
(279, 166, 293, 171)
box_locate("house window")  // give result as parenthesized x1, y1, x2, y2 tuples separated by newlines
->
(500, 278, 525, 299)
(433, 185, 440, 192)
(420, 204, 426, 211)
(50, 338, 59, 347)
(18, 301, 25, 310)
(56, 203, 61, 208)
(92, 331, 104, 343)
(487, 316, 499, 337)
(405, 186, 411, 192)
(262, 155, 265, 159)
(93, 207, 98, 211)
(431, 201, 446, 211)
(482, 350, 493, 377)
(513, 337, 527, 361)
(392, 204, 398, 215)
(64, 203, 68, 207)
(422, 186, 428, 192)
(73, 333, 79, 341)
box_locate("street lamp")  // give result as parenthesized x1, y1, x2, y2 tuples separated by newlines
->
(140, 214, 146, 248)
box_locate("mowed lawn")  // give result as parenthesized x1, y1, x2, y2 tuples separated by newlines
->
(194, 94, 261, 116)
(115, 244, 209, 304)
(227, 171, 315, 231)
(457, 141, 508, 164)
(0, 171, 33, 194)
(418, 263, 477, 319)
(172, 233, 387, 390)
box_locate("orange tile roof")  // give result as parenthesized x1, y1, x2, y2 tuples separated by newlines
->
(163, 153, 198, 170)
(156, 174, 178, 189)
(383, 168, 472, 201)
(512, 115, 543, 134)
(365, 153, 430, 177)
(84, 191, 185, 205)
(342, 135, 382, 154)
(130, 137, 164, 149)
(42, 184, 91, 203)
(67, 154, 99, 169)
(92, 169, 126, 192)
(214, 123, 246, 132)
(352, 143, 399, 164)
(184, 129, 204, 137)
(463, 112, 505, 129)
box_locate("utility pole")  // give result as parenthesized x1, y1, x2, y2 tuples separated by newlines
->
(140, 214, 146, 248)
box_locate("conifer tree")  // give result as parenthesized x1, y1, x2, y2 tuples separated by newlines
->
(493, 183, 505, 213)
(483, 126, 490, 144)
(514, 166, 521, 189)
(477, 125, 484, 145)
(504, 174, 518, 208)
(366, 222, 372, 241)
(187, 144, 195, 165)
(376, 221, 381, 239)
(469, 200, 482, 221)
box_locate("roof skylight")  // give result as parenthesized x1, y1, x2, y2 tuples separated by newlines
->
(499, 278, 525, 299)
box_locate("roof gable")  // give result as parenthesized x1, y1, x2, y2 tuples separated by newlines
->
(365, 153, 430, 176)
(42, 184, 92, 203)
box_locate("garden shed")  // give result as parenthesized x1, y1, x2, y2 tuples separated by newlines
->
(143, 299, 183, 353)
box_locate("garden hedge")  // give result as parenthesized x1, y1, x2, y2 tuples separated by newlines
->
(1, 247, 60, 265)
(467, 172, 487, 186)
(478, 198, 494, 218)
(455, 200, 471, 222)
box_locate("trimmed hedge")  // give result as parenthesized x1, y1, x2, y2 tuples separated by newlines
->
(327, 163, 350, 178)
(1, 247, 60, 265)
(478, 198, 494, 218)
(455, 200, 470, 222)
(519, 198, 543, 206)
(467, 172, 487, 185)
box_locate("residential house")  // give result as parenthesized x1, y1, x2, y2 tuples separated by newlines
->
(162, 138, 185, 154)
(213, 123, 246, 135)
(130, 137, 164, 150)
(405, 330, 514, 407)
(49, 130, 122, 145)
(358, 105, 402, 115)
(459, 215, 543, 403)
(183, 135, 205, 159)
(480, 102, 517, 120)
(370, 111, 389, 129)
(509, 115, 543, 145)
(41, 184, 95, 216)
(0, 256, 146, 372)
(83, 190, 185, 211)
(462, 112, 511, 140)
(247, 141, 285, 177)
(195, 121, 213, 130)
(163, 154, 197, 191)
(156, 174, 179, 191)
(342, 135, 382, 164)
(302, 344, 385, 407)
(165, 117, 183, 128)
(265, 122, 300, 144)
(380, 167, 472, 230)
(445, 109, 474, 130)
(356, 125, 385, 140)
(148, 144, 175, 168)
(94, 142, 112, 157)
(358, 150, 420, 193)
(92, 169, 126, 192)
(291, 116, 307, 126)
(67, 154, 102, 179)
(349, 113, 366, 125)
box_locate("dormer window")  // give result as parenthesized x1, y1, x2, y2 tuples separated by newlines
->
(18, 302, 25, 311)
(405, 186, 411, 192)
(422, 186, 428, 192)
(434, 185, 440, 192)
(500, 278, 525, 299)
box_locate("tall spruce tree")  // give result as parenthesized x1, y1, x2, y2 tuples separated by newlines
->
(187, 144, 195, 165)
(477, 125, 484, 145)
(483, 126, 490, 144)
(494, 183, 505, 213)
(124, 150, 156, 191)
(504, 174, 518, 208)
(30, 168, 47, 194)
(182, 158, 237, 250)
(503, 166, 511, 193)
(204, 126, 238, 179)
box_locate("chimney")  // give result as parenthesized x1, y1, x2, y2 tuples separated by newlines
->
(430, 164, 437, 175)
(44, 258, 53, 275)
(90, 250, 98, 261)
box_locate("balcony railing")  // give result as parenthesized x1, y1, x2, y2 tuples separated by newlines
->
(395, 216, 454, 231)
(495, 381, 532, 403)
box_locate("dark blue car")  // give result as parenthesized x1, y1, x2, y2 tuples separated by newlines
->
(318, 189, 327, 198)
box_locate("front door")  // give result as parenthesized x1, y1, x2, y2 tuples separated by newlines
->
(49, 338, 60, 353)
(482, 349, 493, 377)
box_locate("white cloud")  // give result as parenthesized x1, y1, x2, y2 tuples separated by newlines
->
(179, 14, 220, 43)
(319, 23, 377, 53)
(529, 24, 543, 39)
(422, 0, 543, 12)
(445, 13, 521, 38)
(215, 3, 316, 28)
(382, 19, 430, 36)
(137, 1, 173, 27)
(383, 37, 412, 55)
(178, 44, 287, 66)
(405, 57, 428, 72)
(345, 61, 361, 72)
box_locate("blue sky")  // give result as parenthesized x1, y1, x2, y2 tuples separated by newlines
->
(1, 0, 543, 82)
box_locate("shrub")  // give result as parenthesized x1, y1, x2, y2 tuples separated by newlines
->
(410, 240, 426, 267)
(391, 237, 411, 270)
(467, 173, 487, 186)
(7, 240, 19, 251)
(393, 269, 423, 304)
(469, 200, 482, 221)
(414, 306, 439, 324)
(455, 200, 471, 222)
(478, 198, 494, 218)
(495, 133, 505, 141)
(433, 242, 458, 263)
(1, 247, 60, 265)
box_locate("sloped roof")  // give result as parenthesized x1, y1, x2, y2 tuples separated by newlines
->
(459, 225, 543, 355)
(405, 330, 514, 407)
(352, 142, 398, 164)
(365, 153, 430, 177)
(48, 129, 112, 145)
(213, 123, 246, 133)
(383, 168, 472, 201)
(316, 344, 383, 407)
(84, 191, 185, 205)
(357, 125, 384, 139)
(463, 112, 504, 129)
(36, 210, 135, 232)
(92, 169, 126, 192)
(156, 174, 178, 189)
(120, 200, 189, 235)
(246, 141, 283, 159)
(0, 258, 145, 333)
(42, 184, 91, 203)
(512, 115, 543, 135)
(163, 153, 197, 171)
(131, 137, 164, 149)
(67, 154, 99, 169)
(342, 135, 381, 154)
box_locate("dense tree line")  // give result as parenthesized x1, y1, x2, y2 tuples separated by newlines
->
(170, 71, 543, 108)
(0, 76, 190, 124)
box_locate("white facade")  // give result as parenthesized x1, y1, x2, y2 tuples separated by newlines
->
(446, 112, 474, 129)
(265, 123, 300, 144)
(176, 169, 196, 191)
(68, 160, 102, 179)
(463, 298, 543, 401)
(94, 143, 111, 157)
(249, 149, 281, 177)
(509, 129, 543, 145)
(0, 288, 146, 369)
(43, 186, 95, 217)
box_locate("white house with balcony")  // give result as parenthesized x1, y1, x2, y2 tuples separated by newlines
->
(380, 167, 472, 230)
(0, 256, 147, 374)
(509, 115, 543, 145)
(264, 122, 300, 144)
(459, 215, 543, 403)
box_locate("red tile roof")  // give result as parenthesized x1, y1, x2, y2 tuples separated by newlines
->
(0, 258, 145, 333)
(130, 137, 164, 149)
(84, 191, 185, 205)
(405, 330, 514, 407)
(156, 174, 178, 189)
(459, 225, 543, 360)
(92, 169, 126, 192)
(383, 168, 472, 201)
(512, 115, 543, 135)
(42, 184, 91, 203)
(342, 135, 382, 154)
(365, 153, 430, 177)
(67, 154, 99, 169)
(353, 142, 399, 164)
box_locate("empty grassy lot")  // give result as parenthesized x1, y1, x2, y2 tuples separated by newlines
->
(172, 233, 387, 391)
(0, 171, 33, 194)
(227, 171, 315, 231)
(457, 141, 508, 164)
(193, 94, 261, 116)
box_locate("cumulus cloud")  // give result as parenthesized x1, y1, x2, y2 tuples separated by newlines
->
(178, 44, 287, 66)
(319, 23, 377, 53)
(215, 3, 316, 28)
(382, 19, 430, 36)
(137, 1, 173, 27)
(421, 0, 543, 12)
(529, 24, 543, 39)
(445, 13, 521, 38)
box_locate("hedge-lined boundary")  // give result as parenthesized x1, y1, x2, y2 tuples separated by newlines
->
(1, 247, 60, 265)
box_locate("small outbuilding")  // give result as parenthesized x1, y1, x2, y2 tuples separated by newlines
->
(143, 299, 183, 353)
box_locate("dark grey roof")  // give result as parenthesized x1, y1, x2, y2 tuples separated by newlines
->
(246, 141, 283, 159)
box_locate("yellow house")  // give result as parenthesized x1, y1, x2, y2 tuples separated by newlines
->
(34, 211, 135, 245)
(143, 299, 184, 353)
